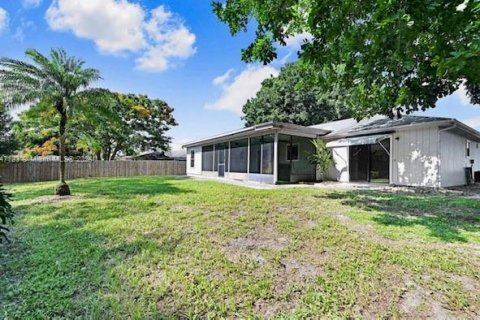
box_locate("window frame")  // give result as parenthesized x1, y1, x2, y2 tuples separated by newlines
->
(190, 150, 195, 168)
(286, 144, 299, 161)
(466, 140, 471, 158)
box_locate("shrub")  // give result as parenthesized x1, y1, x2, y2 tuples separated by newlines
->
(308, 138, 335, 181)
(0, 183, 14, 243)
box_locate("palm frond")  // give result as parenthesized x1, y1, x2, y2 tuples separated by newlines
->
(0, 48, 102, 110)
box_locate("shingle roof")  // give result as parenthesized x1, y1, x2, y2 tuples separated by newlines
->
(310, 115, 453, 138)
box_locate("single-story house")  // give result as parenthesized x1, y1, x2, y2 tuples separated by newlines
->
(183, 115, 480, 187)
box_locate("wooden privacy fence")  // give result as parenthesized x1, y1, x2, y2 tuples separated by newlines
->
(0, 160, 186, 183)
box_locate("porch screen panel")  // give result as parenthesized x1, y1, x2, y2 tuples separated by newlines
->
(249, 137, 261, 173)
(230, 139, 248, 173)
(202, 145, 214, 171)
(261, 135, 274, 174)
(225, 143, 229, 172)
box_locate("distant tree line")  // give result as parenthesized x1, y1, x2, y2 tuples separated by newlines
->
(10, 93, 177, 161)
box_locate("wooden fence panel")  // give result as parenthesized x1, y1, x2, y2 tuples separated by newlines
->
(0, 160, 186, 183)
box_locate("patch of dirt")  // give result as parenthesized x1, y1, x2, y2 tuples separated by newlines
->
(168, 204, 194, 213)
(23, 195, 76, 205)
(280, 257, 325, 280)
(398, 277, 477, 319)
(230, 206, 248, 217)
(223, 225, 289, 265)
(303, 219, 318, 229)
(272, 256, 326, 295)
(254, 299, 297, 319)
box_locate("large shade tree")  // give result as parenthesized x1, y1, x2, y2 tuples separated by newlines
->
(0, 48, 103, 195)
(213, 0, 480, 118)
(243, 62, 352, 126)
(75, 93, 177, 160)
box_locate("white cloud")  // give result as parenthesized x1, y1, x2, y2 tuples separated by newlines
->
(205, 65, 279, 114)
(283, 32, 313, 48)
(275, 32, 313, 66)
(453, 84, 477, 106)
(46, 0, 146, 54)
(14, 19, 35, 41)
(46, 1, 195, 71)
(136, 6, 196, 72)
(212, 68, 234, 87)
(23, 0, 42, 8)
(462, 117, 480, 130)
(0, 7, 8, 33)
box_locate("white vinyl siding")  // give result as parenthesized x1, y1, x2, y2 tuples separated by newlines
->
(186, 146, 202, 175)
(391, 126, 440, 187)
(328, 146, 349, 182)
(440, 131, 480, 187)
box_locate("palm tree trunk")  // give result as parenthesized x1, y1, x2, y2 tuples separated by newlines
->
(55, 108, 71, 196)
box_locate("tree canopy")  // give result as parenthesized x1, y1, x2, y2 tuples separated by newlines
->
(213, 0, 480, 118)
(13, 93, 177, 160)
(242, 62, 352, 126)
(74, 93, 177, 160)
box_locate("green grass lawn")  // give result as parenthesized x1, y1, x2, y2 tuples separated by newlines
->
(1, 177, 480, 319)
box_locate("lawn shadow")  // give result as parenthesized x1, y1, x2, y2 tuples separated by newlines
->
(7, 176, 194, 203)
(318, 191, 480, 243)
(73, 176, 194, 199)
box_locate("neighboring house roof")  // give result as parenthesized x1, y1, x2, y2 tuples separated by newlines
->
(126, 150, 186, 161)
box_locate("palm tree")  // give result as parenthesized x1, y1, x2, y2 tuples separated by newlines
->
(0, 48, 102, 195)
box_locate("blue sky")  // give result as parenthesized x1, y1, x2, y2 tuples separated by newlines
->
(0, 0, 479, 151)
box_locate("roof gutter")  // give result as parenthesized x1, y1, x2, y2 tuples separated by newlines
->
(439, 122, 456, 132)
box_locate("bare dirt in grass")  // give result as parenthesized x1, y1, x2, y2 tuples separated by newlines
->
(23, 195, 76, 205)
(399, 281, 473, 319)
(332, 211, 480, 318)
(223, 225, 289, 265)
(223, 225, 328, 318)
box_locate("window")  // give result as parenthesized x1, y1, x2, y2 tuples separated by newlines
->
(287, 144, 299, 161)
(230, 139, 248, 173)
(466, 140, 471, 158)
(190, 150, 195, 168)
(202, 145, 214, 171)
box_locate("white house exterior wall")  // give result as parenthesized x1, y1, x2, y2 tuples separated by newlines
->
(186, 146, 202, 176)
(440, 131, 480, 187)
(328, 147, 349, 182)
(391, 126, 441, 187)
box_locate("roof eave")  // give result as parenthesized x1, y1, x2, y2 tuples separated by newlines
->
(182, 122, 330, 148)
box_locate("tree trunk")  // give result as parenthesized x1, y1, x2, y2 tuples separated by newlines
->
(55, 105, 71, 196)
(110, 144, 121, 160)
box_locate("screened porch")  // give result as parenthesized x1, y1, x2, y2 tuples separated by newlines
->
(199, 134, 317, 184)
